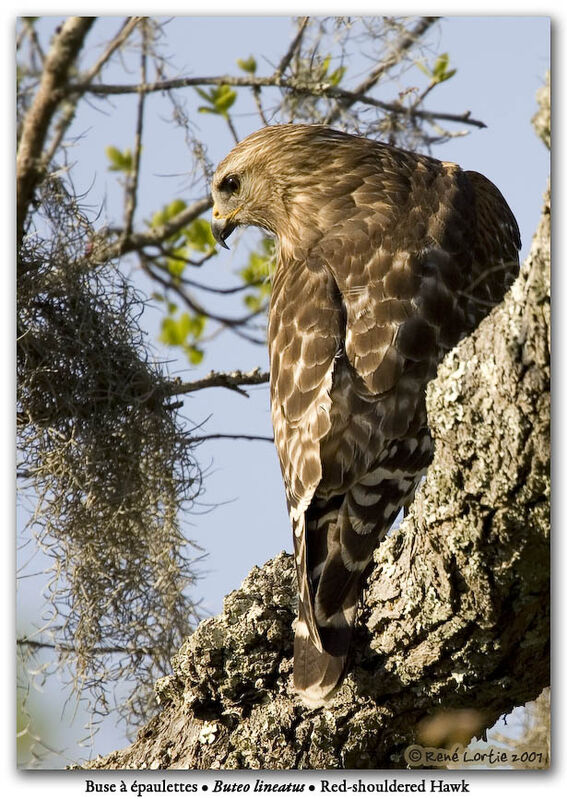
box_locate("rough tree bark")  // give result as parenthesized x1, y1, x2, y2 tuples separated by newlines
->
(84, 84, 550, 771)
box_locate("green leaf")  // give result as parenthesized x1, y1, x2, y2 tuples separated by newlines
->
(329, 65, 346, 86)
(184, 218, 217, 253)
(238, 237, 274, 313)
(431, 53, 456, 84)
(166, 198, 188, 218)
(165, 254, 186, 278)
(185, 345, 204, 365)
(150, 198, 187, 228)
(184, 313, 204, 338)
(195, 87, 214, 103)
(237, 55, 257, 74)
(159, 310, 207, 361)
(177, 313, 192, 340)
(415, 60, 433, 78)
(212, 85, 237, 115)
(105, 145, 133, 173)
(433, 53, 450, 78)
(195, 85, 237, 117)
(160, 317, 180, 347)
(160, 313, 193, 346)
(240, 239, 274, 285)
(244, 294, 262, 312)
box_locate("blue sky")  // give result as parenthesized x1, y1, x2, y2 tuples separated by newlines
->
(12, 8, 552, 781)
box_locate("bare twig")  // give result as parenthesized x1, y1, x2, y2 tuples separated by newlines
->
(140, 259, 268, 336)
(181, 276, 264, 295)
(16, 20, 30, 52)
(149, 244, 217, 270)
(362, 17, 438, 93)
(81, 16, 142, 85)
(18, 18, 46, 63)
(325, 16, 438, 125)
(166, 367, 270, 398)
(17, 637, 158, 656)
(323, 86, 485, 128)
(252, 87, 270, 126)
(225, 113, 240, 144)
(147, 256, 263, 294)
(189, 433, 274, 444)
(274, 16, 310, 80)
(70, 74, 256, 94)
(123, 20, 148, 240)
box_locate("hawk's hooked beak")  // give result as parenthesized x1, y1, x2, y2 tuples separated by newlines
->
(211, 207, 237, 250)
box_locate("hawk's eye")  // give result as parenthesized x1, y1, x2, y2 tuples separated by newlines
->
(220, 175, 240, 194)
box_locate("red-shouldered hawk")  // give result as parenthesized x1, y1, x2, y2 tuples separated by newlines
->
(210, 124, 520, 707)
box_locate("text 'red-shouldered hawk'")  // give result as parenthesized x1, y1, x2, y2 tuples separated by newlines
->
(210, 124, 520, 708)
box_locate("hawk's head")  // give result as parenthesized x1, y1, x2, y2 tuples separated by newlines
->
(210, 124, 357, 250)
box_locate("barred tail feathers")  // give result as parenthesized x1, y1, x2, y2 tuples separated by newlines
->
(291, 503, 358, 707)
(293, 614, 348, 708)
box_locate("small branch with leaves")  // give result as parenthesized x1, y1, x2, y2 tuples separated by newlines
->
(67, 72, 485, 131)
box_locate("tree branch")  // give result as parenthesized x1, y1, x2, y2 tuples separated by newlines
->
(82, 16, 143, 85)
(66, 73, 486, 130)
(165, 367, 270, 398)
(122, 21, 148, 241)
(252, 86, 270, 127)
(89, 196, 213, 263)
(17, 636, 168, 657)
(140, 259, 268, 343)
(189, 433, 274, 444)
(273, 16, 310, 80)
(42, 18, 143, 172)
(325, 16, 438, 125)
(17, 16, 95, 248)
